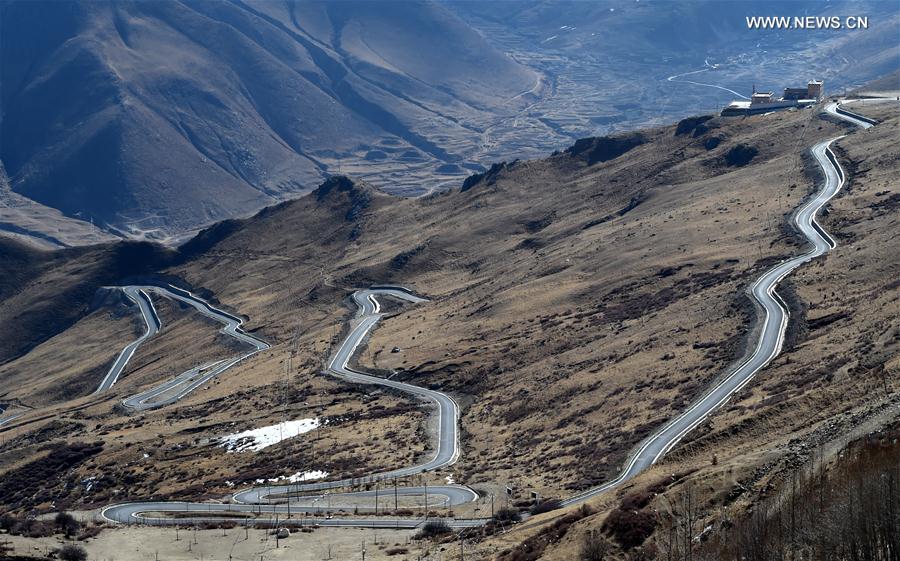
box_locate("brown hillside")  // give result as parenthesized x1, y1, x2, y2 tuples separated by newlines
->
(0, 104, 896, 554)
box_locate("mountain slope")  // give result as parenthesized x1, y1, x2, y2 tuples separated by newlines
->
(0, 0, 537, 237)
(3, 0, 897, 245)
(1, 104, 898, 560)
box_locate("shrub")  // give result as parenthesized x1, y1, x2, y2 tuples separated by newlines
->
(674, 115, 713, 136)
(498, 505, 595, 561)
(54, 512, 80, 538)
(492, 508, 521, 523)
(57, 544, 88, 561)
(704, 136, 722, 150)
(76, 524, 103, 541)
(603, 507, 656, 550)
(530, 498, 563, 515)
(725, 144, 758, 166)
(0, 442, 103, 510)
(416, 519, 451, 539)
(580, 530, 611, 560)
(7, 517, 55, 538)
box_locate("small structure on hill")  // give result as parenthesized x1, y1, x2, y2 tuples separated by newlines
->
(722, 80, 824, 116)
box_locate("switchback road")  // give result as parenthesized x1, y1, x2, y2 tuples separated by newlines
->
(100, 100, 877, 528)
(562, 100, 878, 505)
(103, 287, 474, 528)
(94, 287, 160, 393)
(117, 285, 268, 410)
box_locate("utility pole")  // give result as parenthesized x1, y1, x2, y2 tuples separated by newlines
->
(375, 482, 379, 515)
(394, 477, 399, 511)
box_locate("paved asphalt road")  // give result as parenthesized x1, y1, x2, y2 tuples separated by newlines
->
(825, 100, 877, 129)
(561, 101, 870, 506)
(102, 500, 484, 529)
(104, 287, 474, 527)
(114, 285, 269, 410)
(100, 101, 876, 527)
(0, 412, 24, 428)
(236, 288, 461, 494)
(94, 287, 160, 393)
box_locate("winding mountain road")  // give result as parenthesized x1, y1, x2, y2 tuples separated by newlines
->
(94, 287, 160, 393)
(666, 67, 749, 99)
(564, 129, 850, 505)
(234, 288, 462, 500)
(825, 100, 877, 129)
(99, 101, 876, 528)
(115, 285, 269, 410)
(103, 287, 474, 528)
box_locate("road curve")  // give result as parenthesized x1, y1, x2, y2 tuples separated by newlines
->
(102, 102, 873, 527)
(824, 100, 876, 129)
(233, 288, 463, 501)
(102, 486, 481, 529)
(95, 287, 160, 393)
(118, 285, 269, 410)
(562, 106, 862, 506)
(666, 67, 749, 99)
(103, 287, 473, 527)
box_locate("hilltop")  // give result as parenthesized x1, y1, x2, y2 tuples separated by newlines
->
(3, 0, 898, 248)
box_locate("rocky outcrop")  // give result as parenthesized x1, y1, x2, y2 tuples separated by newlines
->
(460, 162, 508, 192)
(725, 144, 758, 167)
(675, 115, 714, 137)
(566, 132, 646, 165)
(313, 176, 374, 222)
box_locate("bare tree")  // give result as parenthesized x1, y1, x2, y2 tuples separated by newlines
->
(580, 529, 611, 561)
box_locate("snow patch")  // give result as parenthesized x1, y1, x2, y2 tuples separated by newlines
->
(81, 476, 98, 493)
(254, 470, 329, 484)
(218, 418, 320, 452)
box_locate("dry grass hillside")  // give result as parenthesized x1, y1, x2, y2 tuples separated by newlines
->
(469, 101, 900, 561)
(1, 101, 897, 560)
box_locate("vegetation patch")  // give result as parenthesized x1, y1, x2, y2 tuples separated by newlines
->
(415, 519, 451, 539)
(497, 504, 594, 561)
(566, 133, 646, 165)
(725, 143, 759, 166)
(0, 441, 103, 511)
(699, 423, 900, 560)
(674, 115, 714, 137)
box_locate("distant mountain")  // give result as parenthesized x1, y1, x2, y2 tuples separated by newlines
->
(1, 0, 896, 242)
(0, 0, 537, 237)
